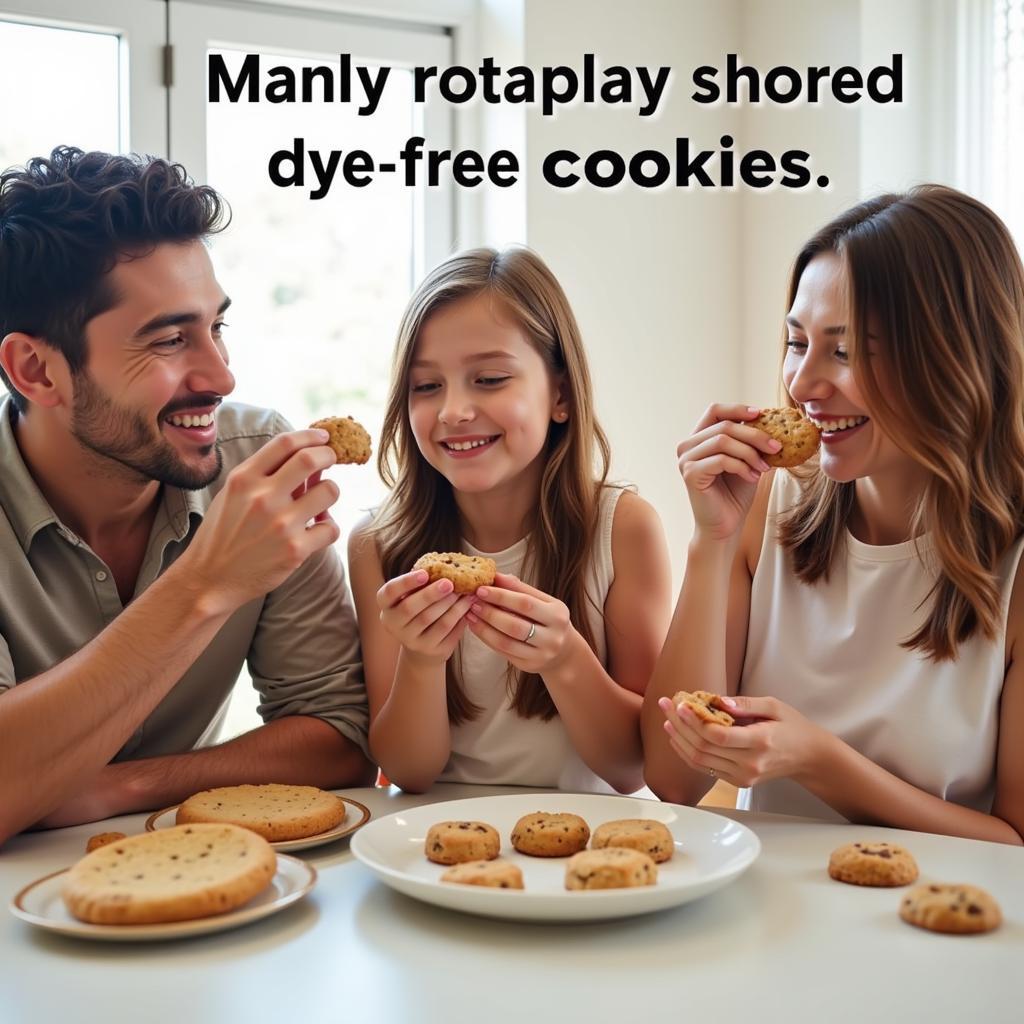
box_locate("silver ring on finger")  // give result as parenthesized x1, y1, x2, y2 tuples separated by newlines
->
(524, 622, 537, 645)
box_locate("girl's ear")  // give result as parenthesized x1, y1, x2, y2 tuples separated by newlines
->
(551, 375, 570, 423)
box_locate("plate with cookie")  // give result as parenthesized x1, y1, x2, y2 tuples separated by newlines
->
(350, 793, 760, 921)
(10, 824, 316, 941)
(145, 784, 371, 851)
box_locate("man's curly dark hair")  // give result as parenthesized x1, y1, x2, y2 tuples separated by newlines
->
(0, 146, 229, 413)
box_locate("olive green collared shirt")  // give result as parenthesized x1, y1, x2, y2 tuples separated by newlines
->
(0, 397, 369, 760)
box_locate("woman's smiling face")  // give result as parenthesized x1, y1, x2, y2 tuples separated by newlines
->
(407, 290, 565, 495)
(783, 252, 908, 483)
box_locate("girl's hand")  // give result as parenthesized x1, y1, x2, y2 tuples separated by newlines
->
(376, 570, 475, 663)
(676, 404, 782, 542)
(656, 693, 827, 788)
(467, 573, 578, 675)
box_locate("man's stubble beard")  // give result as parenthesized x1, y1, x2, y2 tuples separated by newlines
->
(70, 373, 223, 491)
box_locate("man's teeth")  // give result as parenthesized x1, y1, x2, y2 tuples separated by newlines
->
(445, 438, 493, 451)
(809, 415, 868, 433)
(168, 413, 215, 428)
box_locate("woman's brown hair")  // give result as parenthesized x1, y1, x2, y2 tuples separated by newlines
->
(779, 185, 1024, 659)
(365, 247, 611, 721)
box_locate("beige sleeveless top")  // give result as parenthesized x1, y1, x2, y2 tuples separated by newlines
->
(739, 470, 1024, 820)
(438, 486, 625, 792)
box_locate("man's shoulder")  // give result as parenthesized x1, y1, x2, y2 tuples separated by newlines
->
(215, 403, 293, 472)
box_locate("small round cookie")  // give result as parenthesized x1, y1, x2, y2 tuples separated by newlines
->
(440, 859, 524, 890)
(511, 812, 591, 858)
(413, 552, 497, 594)
(899, 883, 1002, 934)
(176, 783, 348, 842)
(85, 831, 127, 854)
(828, 841, 920, 887)
(63, 824, 277, 925)
(591, 819, 675, 863)
(565, 848, 658, 890)
(671, 690, 734, 727)
(750, 407, 821, 468)
(425, 821, 501, 865)
(310, 415, 372, 464)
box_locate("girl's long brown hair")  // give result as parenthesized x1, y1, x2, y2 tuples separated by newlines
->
(364, 247, 611, 721)
(778, 185, 1024, 659)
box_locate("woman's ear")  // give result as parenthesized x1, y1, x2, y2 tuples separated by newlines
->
(0, 332, 70, 410)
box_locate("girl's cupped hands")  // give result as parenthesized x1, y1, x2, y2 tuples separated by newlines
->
(467, 572, 579, 675)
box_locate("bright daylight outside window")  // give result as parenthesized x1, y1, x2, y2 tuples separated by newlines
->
(992, 0, 1024, 244)
(0, 18, 120, 173)
(204, 49, 422, 737)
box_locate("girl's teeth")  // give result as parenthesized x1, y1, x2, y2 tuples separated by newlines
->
(447, 438, 492, 451)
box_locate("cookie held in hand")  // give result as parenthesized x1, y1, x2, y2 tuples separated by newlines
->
(750, 407, 820, 468)
(413, 552, 497, 594)
(671, 690, 735, 727)
(310, 415, 372, 464)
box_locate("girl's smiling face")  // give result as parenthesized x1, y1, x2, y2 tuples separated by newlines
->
(783, 252, 907, 483)
(408, 290, 566, 495)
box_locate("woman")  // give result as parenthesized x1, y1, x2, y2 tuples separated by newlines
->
(642, 186, 1024, 843)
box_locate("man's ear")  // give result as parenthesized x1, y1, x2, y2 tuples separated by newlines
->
(0, 333, 70, 409)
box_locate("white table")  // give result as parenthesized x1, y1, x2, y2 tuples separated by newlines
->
(2, 784, 1021, 1023)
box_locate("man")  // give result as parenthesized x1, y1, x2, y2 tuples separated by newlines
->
(0, 147, 375, 846)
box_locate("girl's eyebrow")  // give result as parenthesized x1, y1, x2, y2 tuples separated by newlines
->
(412, 349, 519, 369)
(786, 315, 846, 336)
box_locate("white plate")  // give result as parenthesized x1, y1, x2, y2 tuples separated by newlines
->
(10, 854, 316, 941)
(350, 793, 760, 922)
(144, 796, 371, 851)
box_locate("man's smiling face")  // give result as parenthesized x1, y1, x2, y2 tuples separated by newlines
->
(69, 240, 236, 489)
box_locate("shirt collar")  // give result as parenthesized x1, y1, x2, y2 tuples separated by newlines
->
(0, 395, 208, 552)
(0, 397, 61, 552)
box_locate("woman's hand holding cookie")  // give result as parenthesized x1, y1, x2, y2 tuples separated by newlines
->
(467, 573, 578, 675)
(376, 570, 475, 663)
(658, 692, 829, 788)
(677, 404, 783, 543)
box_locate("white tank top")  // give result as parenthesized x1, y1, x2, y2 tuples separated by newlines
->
(438, 485, 625, 792)
(739, 470, 1023, 820)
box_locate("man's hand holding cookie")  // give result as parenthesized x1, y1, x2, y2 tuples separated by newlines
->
(173, 429, 341, 616)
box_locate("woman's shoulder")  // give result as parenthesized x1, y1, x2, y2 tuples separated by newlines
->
(608, 487, 668, 570)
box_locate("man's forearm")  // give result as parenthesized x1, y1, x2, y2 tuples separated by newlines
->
(0, 565, 232, 842)
(34, 716, 376, 830)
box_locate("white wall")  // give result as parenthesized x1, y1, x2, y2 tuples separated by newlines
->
(521, 0, 741, 584)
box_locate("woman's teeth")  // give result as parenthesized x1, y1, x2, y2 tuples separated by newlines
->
(168, 413, 215, 428)
(809, 415, 868, 433)
(444, 437, 494, 451)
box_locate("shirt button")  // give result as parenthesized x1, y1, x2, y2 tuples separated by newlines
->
(95, 570, 108, 582)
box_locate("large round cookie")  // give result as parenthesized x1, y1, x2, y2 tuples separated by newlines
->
(591, 819, 675, 863)
(565, 848, 658, 890)
(63, 824, 276, 925)
(511, 812, 590, 858)
(899, 883, 1002, 934)
(176, 783, 347, 841)
(750, 407, 821, 468)
(425, 821, 501, 865)
(828, 841, 919, 887)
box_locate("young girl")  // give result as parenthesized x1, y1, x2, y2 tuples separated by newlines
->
(349, 247, 671, 794)
(643, 186, 1024, 844)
